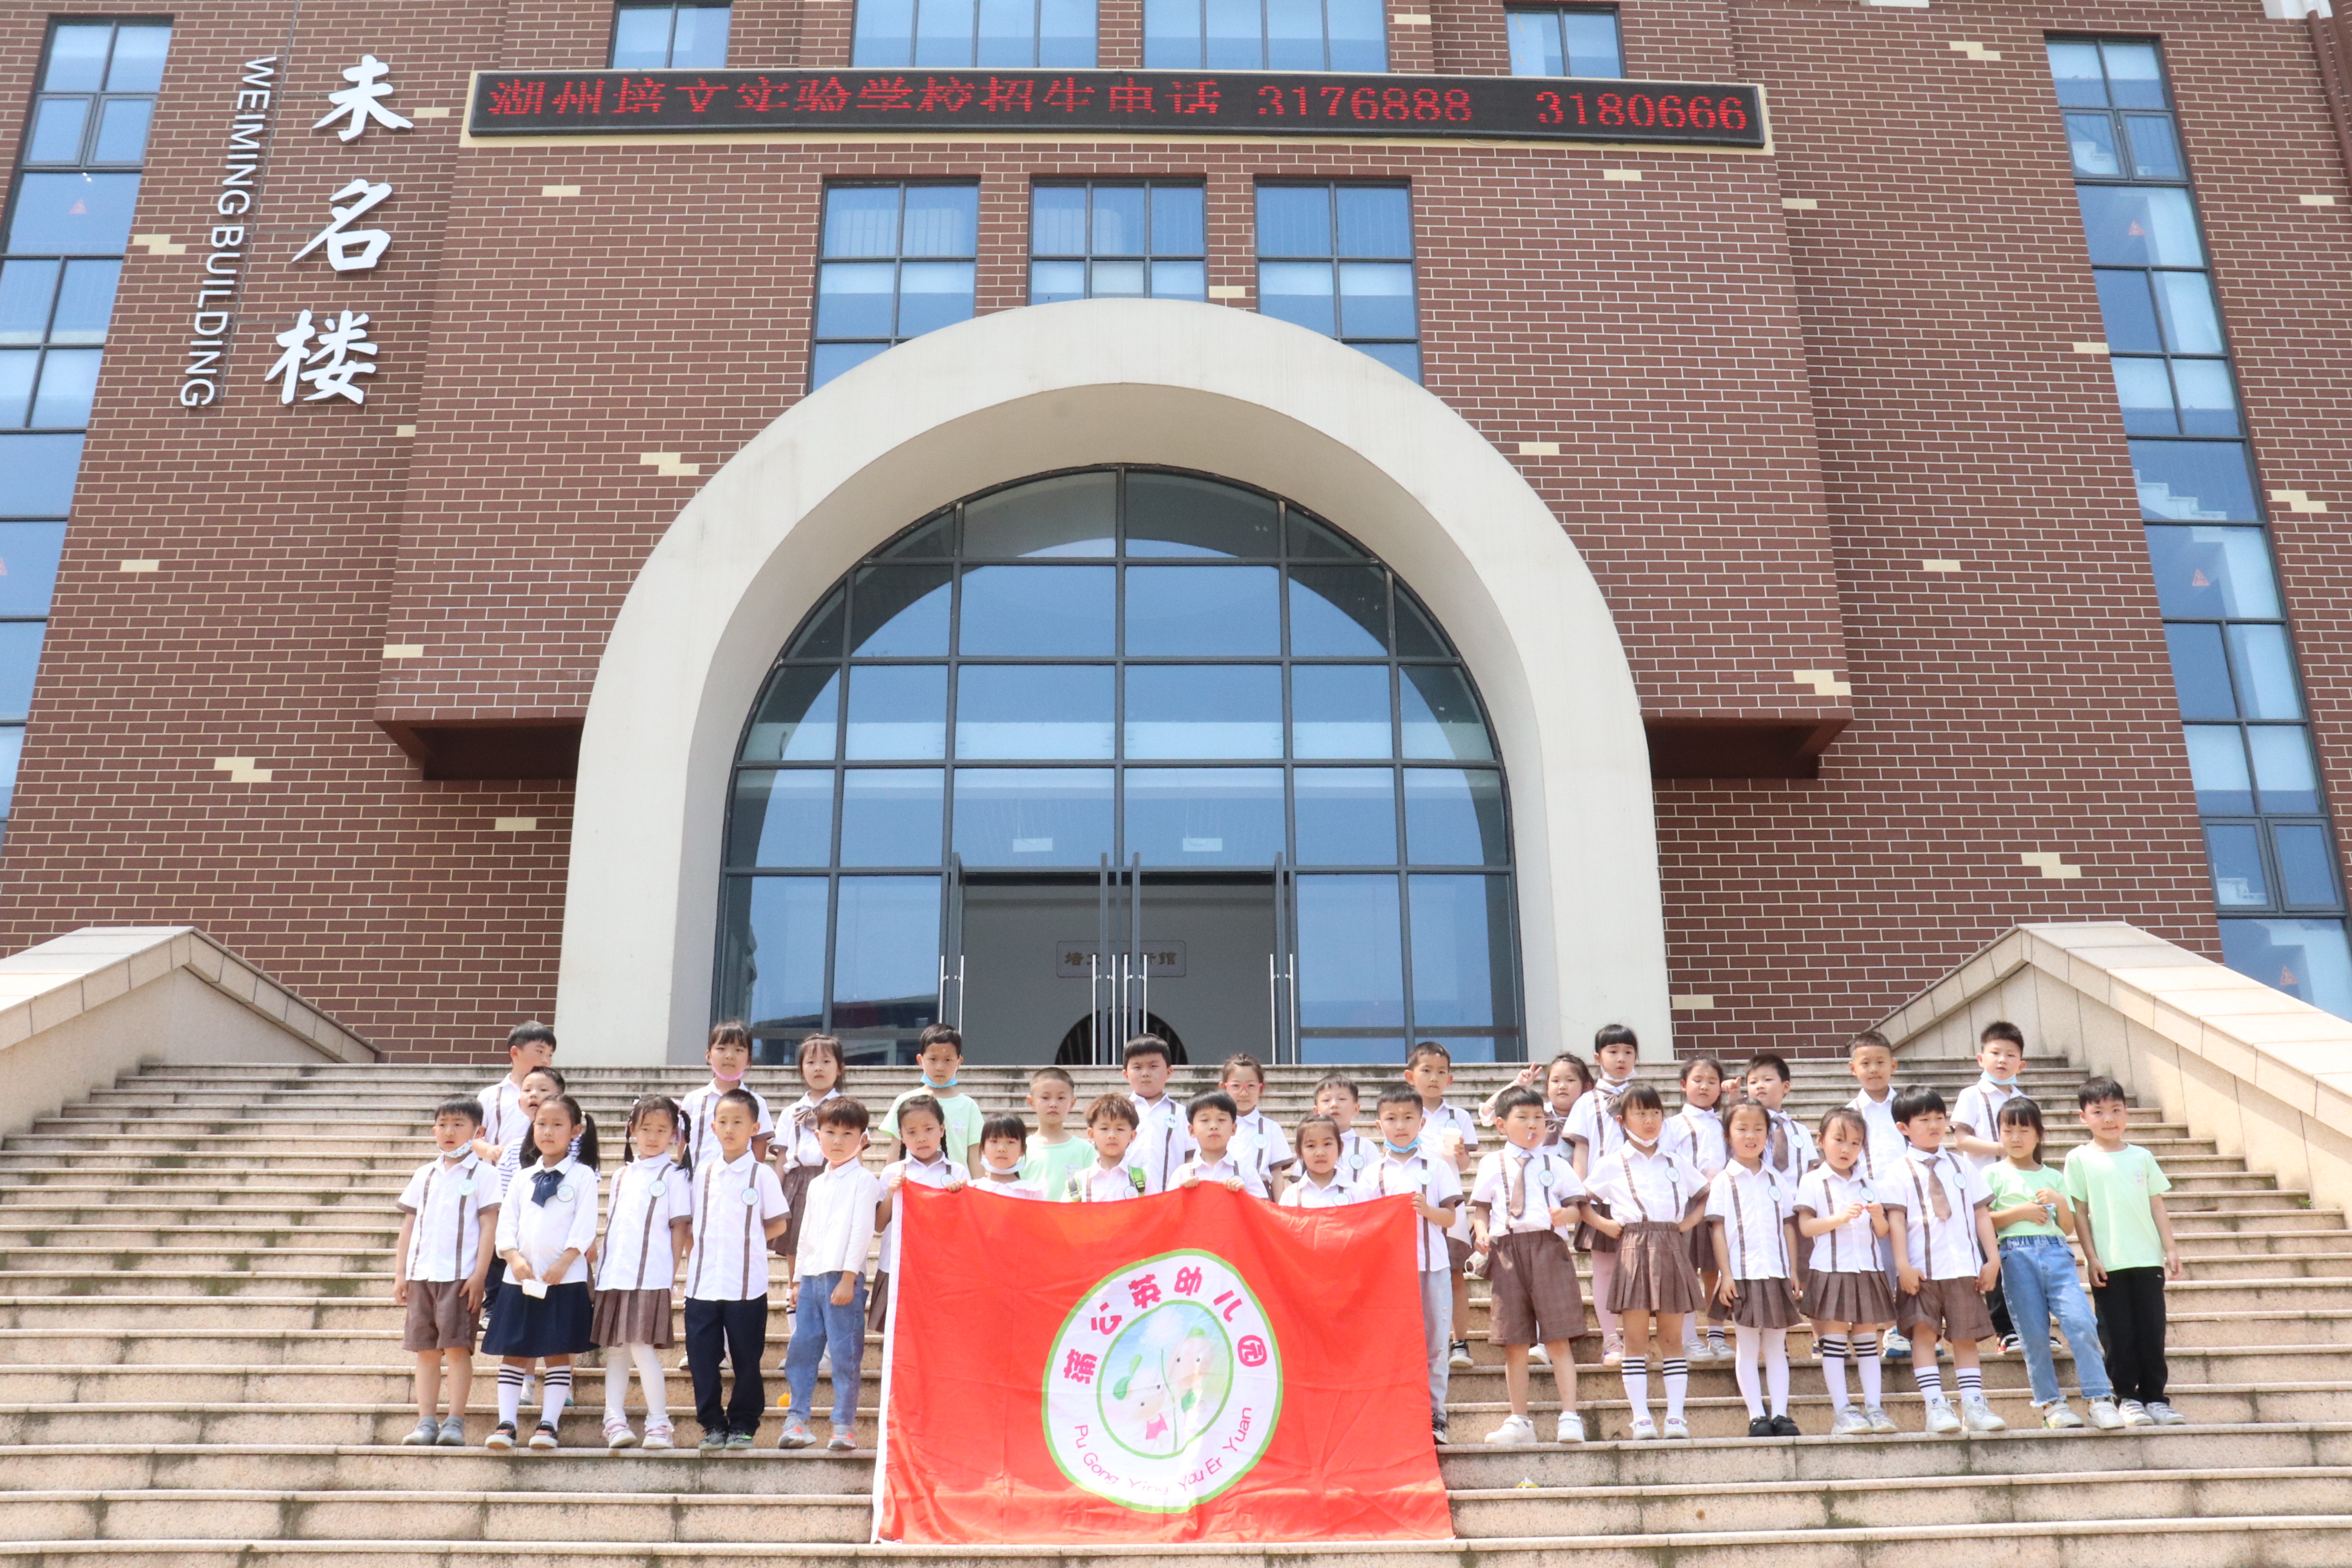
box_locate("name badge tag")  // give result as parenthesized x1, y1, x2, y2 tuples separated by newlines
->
(556, 1183, 576, 1203)
(648, 1180, 665, 1197)
(456, 1180, 474, 1196)
(742, 1187, 760, 1207)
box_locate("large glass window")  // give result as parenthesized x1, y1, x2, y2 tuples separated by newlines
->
(1145, 0, 1383, 71)
(810, 183, 978, 390)
(1505, 6, 1622, 77)
(853, 0, 1094, 66)
(1030, 182, 1206, 305)
(610, 2, 731, 67)
(718, 468, 1521, 1064)
(1256, 183, 1420, 382)
(0, 19, 168, 827)
(2050, 38, 2352, 1019)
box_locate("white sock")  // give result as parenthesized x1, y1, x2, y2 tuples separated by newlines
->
(1661, 1358, 1688, 1422)
(1854, 1335, 1884, 1407)
(1818, 1335, 1851, 1410)
(1765, 1330, 1790, 1416)
(630, 1342, 669, 1425)
(540, 1367, 571, 1427)
(604, 1357, 629, 1421)
(1915, 1362, 1945, 1402)
(1622, 1360, 1650, 1419)
(496, 1364, 525, 1427)
(1956, 1367, 1983, 1404)
(1734, 1325, 1764, 1418)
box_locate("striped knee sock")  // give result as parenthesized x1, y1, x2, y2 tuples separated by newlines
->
(496, 1364, 526, 1427)
(1955, 1367, 1982, 1404)
(540, 1367, 572, 1428)
(1622, 1361, 1650, 1420)
(1662, 1357, 1689, 1422)
(1853, 1335, 1883, 1408)
(1818, 1335, 1851, 1410)
(1913, 1362, 1945, 1402)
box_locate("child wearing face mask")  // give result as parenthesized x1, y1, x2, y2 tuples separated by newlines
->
(883, 1024, 983, 1171)
(971, 1113, 1045, 1199)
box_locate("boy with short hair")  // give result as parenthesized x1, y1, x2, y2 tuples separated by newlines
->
(883, 1024, 983, 1171)
(684, 1088, 790, 1449)
(681, 1023, 774, 1171)
(474, 1023, 555, 1165)
(1122, 1034, 1194, 1192)
(1890, 1086, 2006, 1436)
(1469, 1086, 1587, 1445)
(1742, 1053, 1818, 1187)
(1172, 1090, 1268, 1197)
(1846, 1030, 1913, 1360)
(1950, 1022, 2030, 1350)
(781, 1098, 883, 1451)
(1065, 1093, 1154, 1202)
(1313, 1074, 1377, 1184)
(1407, 1040, 1482, 1371)
(1352, 1083, 1465, 1443)
(1021, 1066, 1095, 1201)
(2066, 1076, 2184, 1427)
(394, 1096, 502, 1446)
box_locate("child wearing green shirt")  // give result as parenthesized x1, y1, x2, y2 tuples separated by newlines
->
(1987, 1099, 2122, 1430)
(2064, 1076, 2184, 1427)
(881, 1025, 984, 1172)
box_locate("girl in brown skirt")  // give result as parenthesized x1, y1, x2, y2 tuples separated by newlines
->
(1795, 1107, 1902, 1438)
(1707, 1100, 1805, 1438)
(1581, 1084, 1709, 1440)
(592, 1096, 694, 1450)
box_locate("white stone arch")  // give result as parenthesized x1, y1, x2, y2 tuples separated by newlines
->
(555, 299, 1666, 1065)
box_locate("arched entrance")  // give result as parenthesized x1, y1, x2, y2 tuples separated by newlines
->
(716, 468, 1522, 1068)
(552, 298, 1666, 1066)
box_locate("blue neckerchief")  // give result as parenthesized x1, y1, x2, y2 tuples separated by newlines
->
(530, 1167, 565, 1206)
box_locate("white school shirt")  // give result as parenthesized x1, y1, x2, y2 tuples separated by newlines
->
(970, 1165, 1046, 1201)
(494, 1155, 600, 1286)
(396, 1153, 501, 1283)
(684, 1150, 789, 1301)
(1794, 1164, 1890, 1276)
(1422, 1101, 1481, 1241)
(475, 1077, 531, 1158)
(878, 1154, 968, 1273)
(1661, 1103, 1729, 1180)
(1065, 1159, 1154, 1203)
(795, 1158, 883, 1277)
(1233, 1109, 1293, 1185)
(1896, 1148, 1991, 1282)
(496, 1133, 579, 1187)
(1278, 1171, 1362, 1210)
(679, 1082, 775, 1172)
(776, 1087, 843, 1172)
(1950, 1076, 2026, 1172)
(1172, 1154, 1269, 1199)
(1565, 1076, 1636, 1163)
(1586, 1141, 1706, 1228)
(597, 1153, 693, 1293)
(1846, 1089, 1909, 1184)
(1706, 1162, 1795, 1282)
(1351, 1146, 1465, 1272)
(1129, 1093, 1195, 1193)
(1335, 1129, 1379, 1185)
(1759, 1106, 1818, 1185)
(1469, 1145, 1585, 1238)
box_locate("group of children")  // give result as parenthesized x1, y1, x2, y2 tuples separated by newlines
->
(394, 1015, 2186, 1453)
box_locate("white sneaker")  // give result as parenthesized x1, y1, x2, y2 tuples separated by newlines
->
(1555, 1412, 1586, 1444)
(1485, 1413, 1538, 1445)
(1449, 1340, 1475, 1371)
(2145, 1400, 2186, 1426)
(1627, 1415, 1658, 1440)
(1925, 1397, 1962, 1435)
(1864, 1407, 1899, 1435)
(604, 1417, 639, 1451)
(1830, 1407, 1872, 1438)
(1962, 1397, 2007, 1433)
(2040, 1401, 2083, 1430)
(641, 1423, 676, 1451)
(1530, 1343, 1551, 1366)
(1603, 1338, 1625, 1368)
(2119, 1400, 2155, 1428)
(1683, 1340, 1713, 1364)
(1881, 1331, 1912, 1361)
(1661, 1416, 1691, 1440)
(2085, 1397, 2126, 1431)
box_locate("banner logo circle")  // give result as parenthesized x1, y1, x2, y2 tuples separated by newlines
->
(1043, 1248, 1282, 1513)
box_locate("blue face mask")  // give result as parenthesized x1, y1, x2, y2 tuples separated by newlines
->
(1984, 1070, 2017, 1088)
(1384, 1136, 1422, 1157)
(922, 1070, 959, 1090)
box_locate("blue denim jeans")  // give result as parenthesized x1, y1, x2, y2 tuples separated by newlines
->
(1998, 1234, 2112, 1405)
(785, 1270, 868, 1430)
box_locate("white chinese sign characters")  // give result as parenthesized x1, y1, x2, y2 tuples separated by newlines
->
(265, 55, 411, 407)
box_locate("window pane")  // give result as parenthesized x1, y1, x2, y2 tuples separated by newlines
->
(6, 172, 142, 255)
(0, 524, 66, 616)
(832, 877, 943, 1029)
(1404, 767, 1507, 864)
(964, 472, 1115, 557)
(27, 99, 89, 164)
(0, 262, 61, 345)
(1294, 767, 1397, 864)
(916, 0, 976, 67)
(43, 25, 112, 92)
(903, 185, 979, 256)
(2110, 358, 2175, 436)
(2076, 186, 2203, 268)
(1561, 10, 1621, 76)
(1336, 187, 1412, 259)
(1337, 262, 1417, 341)
(50, 260, 119, 343)
(1267, 0, 1324, 70)
(2092, 269, 2160, 353)
(93, 97, 154, 162)
(1090, 259, 1145, 296)
(1125, 766, 1285, 865)
(1296, 874, 1404, 1027)
(1507, 11, 1563, 75)
(721, 876, 829, 1031)
(1145, 0, 1203, 67)
(730, 769, 834, 866)
(2219, 917, 2352, 1021)
(1092, 185, 1148, 254)
(2132, 439, 2257, 522)
(2227, 625, 2301, 720)
(853, 0, 918, 64)
(2164, 623, 2234, 718)
(1125, 472, 1279, 558)
(1032, 185, 1088, 254)
(1125, 664, 1282, 757)
(786, 587, 847, 659)
(106, 24, 172, 92)
(851, 563, 952, 656)
(1392, 587, 1446, 655)
(1355, 341, 1422, 380)
(2171, 359, 2239, 437)
(2154, 272, 2223, 354)
(2184, 724, 2252, 813)
(2101, 42, 2167, 109)
(824, 187, 902, 257)
(958, 564, 1115, 655)
(2145, 525, 2279, 619)
(952, 767, 1113, 865)
(2249, 726, 2321, 814)
(1039, 0, 1095, 64)
(2064, 113, 2119, 177)
(2205, 822, 2267, 907)
(955, 664, 1115, 758)
(30, 347, 99, 427)
(1288, 513, 1368, 560)
(741, 666, 840, 762)
(811, 341, 888, 388)
(0, 351, 34, 426)
(1148, 259, 1206, 300)
(1258, 261, 1336, 335)
(0, 726, 21, 818)
(0, 434, 82, 515)
(896, 260, 976, 337)
(1205, 0, 1262, 67)
(672, 5, 733, 66)
(0, 622, 45, 720)
(2125, 114, 2183, 179)
(1125, 565, 1280, 655)
(1292, 664, 1391, 757)
(2275, 824, 2340, 908)
(1325, 0, 1385, 71)
(1289, 566, 1387, 655)
(1257, 185, 1332, 256)
(1409, 873, 1515, 1027)
(2047, 41, 2108, 106)
(1400, 665, 1495, 760)
(845, 664, 949, 758)
(1031, 259, 1086, 303)
(815, 260, 898, 339)
(838, 768, 945, 865)
(1151, 186, 1205, 254)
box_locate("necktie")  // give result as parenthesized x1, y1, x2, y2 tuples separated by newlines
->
(1926, 1157, 1952, 1220)
(530, 1168, 564, 1206)
(1506, 1151, 1527, 1220)
(1769, 1115, 1789, 1173)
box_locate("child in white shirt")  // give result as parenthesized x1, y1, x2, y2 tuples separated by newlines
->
(1124, 1035, 1194, 1193)
(1845, 1030, 1913, 1361)
(1172, 1090, 1269, 1197)
(871, 1095, 970, 1334)
(1220, 1053, 1293, 1196)
(679, 1021, 774, 1172)
(1741, 1052, 1819, 1188)
(394, 1096, 502, 1446)
(770, 1033, 848, 1278)
(1661, 1057, 1730, 1362)
(592, 1095, 694, 1451)
(1468, 1087, 1587, 1445)
(1312, 1075, 1378, 1185)
(681, 1089, 790, 1450)
(1277, 1116, 1361, 1210)
(780, 1097, 884, 1451)
(472, 1021, 555, 1166)
(1892, 1086, 2006, 1436)
(972, 1113, 1046, 1199)
(1707, 1100, 1804, 1438)
(1795, 1107, 1901, 1437)
(1582, 1083, 1708, 1440)
(1064, 1094, 1154, 1202)
(1949, 1023, 2030, 1351)
(1568, 1024, 1642, 1363)
(1407, 1040, 1481, 1372)
(1352, 1084, 1466, 1443)
(482, 1095, 602, 1451)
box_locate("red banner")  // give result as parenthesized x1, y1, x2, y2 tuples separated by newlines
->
(873, 1184, 1453, 1544)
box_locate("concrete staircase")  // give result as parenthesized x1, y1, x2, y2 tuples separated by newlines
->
(2, 1057, 2348, 1565)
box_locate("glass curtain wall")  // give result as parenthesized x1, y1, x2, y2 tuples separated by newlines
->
(2049, 37, 2352, 1017)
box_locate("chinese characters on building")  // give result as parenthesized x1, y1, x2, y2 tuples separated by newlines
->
(267, 55, 409, 406)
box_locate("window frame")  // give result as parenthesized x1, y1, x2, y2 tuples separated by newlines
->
(1253, 179, 1423, 381)
(808, 179, 982, 391)
(1501, 4, 1625, 79)
(607, 1, 733, 69)
(1026, 179, 1208, 306)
